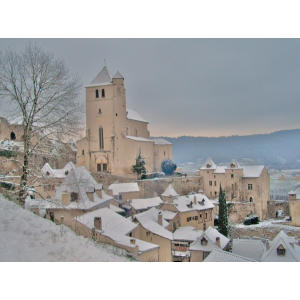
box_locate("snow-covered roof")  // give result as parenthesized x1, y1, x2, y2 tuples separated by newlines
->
(288, 187, 300, 199)
(76, 207, 138, 236)
(173, 226, 203, 242)
(232, 239, 265, 261)
(108, 182, 140, 196)
(87, 66, 113, 87)
(113, 71, 124, 79)
(41, 162, 75, 178)
(261, 230, 300, 262)
(127, 197, 163, 211)
(189, 232, 220, 252)
(126, 136, 153, 142)
(203, 249, 257, 262)
(172, 194, 214, 212)
(151, 139, 172, 145)
(242, 166, 265, 178)
(126, 108, 148, 123)
(161, 210, 177, 220)
(205, 226, 230, 250)
(101, 231, 159, 254)
(133, 208, 173, 240)
(200, 157, 217, 170)
(54, 167, 110, 209)
(226, 159, 242, 169)
(161, 184, 179, 197)
(110, 204, 125, 213)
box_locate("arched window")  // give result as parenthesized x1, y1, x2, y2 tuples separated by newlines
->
(249, 197, 253, 203)
(99, 126, 104, 149)
(102, 89, 105, 98)
(10, 132, 16, 140)
(96, 89, 99, 98)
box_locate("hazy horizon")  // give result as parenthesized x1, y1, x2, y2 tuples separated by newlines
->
(1, 39, 300, 138)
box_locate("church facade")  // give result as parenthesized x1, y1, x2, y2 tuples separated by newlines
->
(76, 66, 173, 177)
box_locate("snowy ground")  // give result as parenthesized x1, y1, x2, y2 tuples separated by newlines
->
(233, 218, 300, 232)
(0, 194, 135, 262)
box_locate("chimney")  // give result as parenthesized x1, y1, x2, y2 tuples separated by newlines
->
(216, 237, 221, 248)
(94, 217, 102, 230)
(194, 196, 197, 204)
(86, 191, 94, 201)
(158, 211, 163, 226)
(61, 191, 70, 206)
(130, 238, 136, 245)
(95, 189, 102, 198)
(60, 215, 64, 224)
(266, 240, 270, 250)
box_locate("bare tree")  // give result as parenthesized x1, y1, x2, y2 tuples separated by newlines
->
(0, 43, 83, 205)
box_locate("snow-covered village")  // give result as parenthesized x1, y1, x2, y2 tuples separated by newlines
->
(1, 41, 300, 265)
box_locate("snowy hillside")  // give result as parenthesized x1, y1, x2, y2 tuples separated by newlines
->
(0, 195, 135, 262)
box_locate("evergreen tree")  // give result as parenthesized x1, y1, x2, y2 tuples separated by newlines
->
(218, 185, 228, 237)
(132, 151, 146, 179)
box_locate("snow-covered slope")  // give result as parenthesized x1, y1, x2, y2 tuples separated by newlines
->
(0, 195, 135, 262)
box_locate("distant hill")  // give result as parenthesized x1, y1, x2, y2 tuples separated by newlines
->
(153, 129, 300, 170)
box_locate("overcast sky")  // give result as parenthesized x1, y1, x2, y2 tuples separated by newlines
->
(1, 38, 300, 138)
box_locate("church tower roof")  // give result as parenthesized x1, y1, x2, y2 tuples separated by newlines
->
(87, 66, 113, 87)
(113, 71, 124, 79)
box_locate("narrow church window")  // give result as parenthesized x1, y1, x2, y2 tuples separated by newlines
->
(103, 164, 107, 171)
(99, 127, 104, 149)
(249, 197, 253, 203)
(96, 89, 99, 98)
(10, 131, 16, 140)
(99, 108, 102, 114)
(82, 149, 84, 155)
(231, 174, 234, 179)
(97, 164, 101, 172)
(102, 89, 105, 98)
(248, 184, 253, 190)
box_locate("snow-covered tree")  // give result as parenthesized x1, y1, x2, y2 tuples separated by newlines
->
(161, 159, 177, 176)
(218, 185, 228, 237)
(0, 43, 83, 205)
(132, 152, 146, 179)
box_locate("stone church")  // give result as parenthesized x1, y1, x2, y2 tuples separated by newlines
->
(76, 66, 173, 177)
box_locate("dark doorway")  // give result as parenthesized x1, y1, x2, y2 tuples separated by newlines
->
(10, 132, 16, 140)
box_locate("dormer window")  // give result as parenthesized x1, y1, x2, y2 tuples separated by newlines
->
(201, 237, 208, 245)
(102, 89, 105, 98)
(207, 164, 211, 168)
(96, 89, 99, 98)
(277, 244, 286, 256)
(231, 163, 235, 168)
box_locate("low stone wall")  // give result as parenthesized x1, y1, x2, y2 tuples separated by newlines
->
(214, 202, 256, 224)
(230, 224, 300, 241)
(136, 176, 203, 198)
(92, 172, 136, 187)
(267, 200, 290, 218)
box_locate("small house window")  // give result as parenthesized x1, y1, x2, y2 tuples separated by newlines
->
(207, 164, 211, 168)
(209, 181, 212, 186)
(214, 181, 216, 186)
(248, 184, 253, 190)
(96, 89, 99, 98)
(71, 192, 78, 202)
(277, 245, 286, 256)
(99, 108, 102, 114)
(102, 89, 105, 98)
(231, 174, 234, 179)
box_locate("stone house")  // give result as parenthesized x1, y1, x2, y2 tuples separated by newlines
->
(288, 187, 300, 226)
(107, 182, 140, 203)
(198, 157, 270, 221)
(122, 196, 163, 215)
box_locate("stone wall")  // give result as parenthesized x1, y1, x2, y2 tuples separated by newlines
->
(136, 176, 203, 198)
(267, 200, 290, 218)
(230, 224, 300, 241)
(92, 172, 136, 187)
(214, 202, 256, 224)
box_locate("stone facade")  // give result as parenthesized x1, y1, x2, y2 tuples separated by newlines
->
(76, 66, 173, 177)
(198, 158, 270, 220)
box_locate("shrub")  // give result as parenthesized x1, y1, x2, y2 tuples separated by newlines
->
(161, 159, 177, 176)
